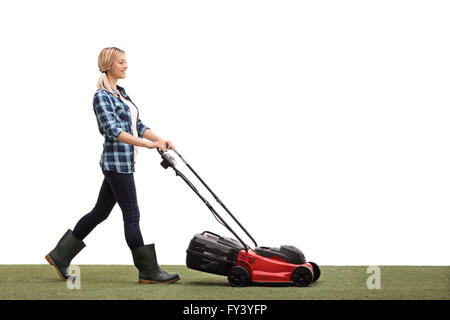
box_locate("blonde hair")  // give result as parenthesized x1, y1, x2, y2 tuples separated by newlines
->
(96, 47, 125, 98)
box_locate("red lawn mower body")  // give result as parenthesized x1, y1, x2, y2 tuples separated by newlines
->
(230, 248, 320, 287)
(237, 249, 312, 282)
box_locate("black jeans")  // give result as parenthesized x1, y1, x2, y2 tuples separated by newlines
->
(72, 170, 144, 250)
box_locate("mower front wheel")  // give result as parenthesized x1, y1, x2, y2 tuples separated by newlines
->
(228, 266, 250, 287)
(291, 265, 314, 287)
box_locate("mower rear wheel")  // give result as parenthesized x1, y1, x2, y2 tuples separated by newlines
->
(291, 265, 314, 287)
(228, 266, 250, 287)
(308, 261, 321, 282)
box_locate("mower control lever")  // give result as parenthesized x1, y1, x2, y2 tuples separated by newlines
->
(158, 148, 177, 169)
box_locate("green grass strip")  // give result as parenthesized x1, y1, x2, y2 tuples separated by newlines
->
(0, 265, 448, 300)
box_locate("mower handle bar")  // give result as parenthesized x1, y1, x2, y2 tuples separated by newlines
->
(156, 147, 258, 251)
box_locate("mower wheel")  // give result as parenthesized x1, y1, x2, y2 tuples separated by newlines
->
(228, 266, 250, 287)
(308, 261, 321, 282)
(291, 265, 314, 287)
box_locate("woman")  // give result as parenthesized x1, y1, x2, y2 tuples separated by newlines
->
(45, 47, 180, 284)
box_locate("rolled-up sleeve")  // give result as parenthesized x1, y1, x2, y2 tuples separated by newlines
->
(137, 118, 149, 138)
(93, 90, 123, 141)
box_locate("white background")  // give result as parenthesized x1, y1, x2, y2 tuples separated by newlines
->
(0, 0, 448, 266)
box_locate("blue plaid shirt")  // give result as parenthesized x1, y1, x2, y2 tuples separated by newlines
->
(93, 85, 149, 173)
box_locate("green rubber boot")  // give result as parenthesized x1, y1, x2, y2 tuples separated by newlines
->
(132, 244, 180, 284)
(45, 229, 86, 280)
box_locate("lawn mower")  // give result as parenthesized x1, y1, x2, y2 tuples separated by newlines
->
(157, 147, 320, 287)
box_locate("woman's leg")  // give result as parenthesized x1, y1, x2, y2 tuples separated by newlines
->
(102, 171, 144, 250)
(72, 174, 116, 241)
(100, 173, 180, 283)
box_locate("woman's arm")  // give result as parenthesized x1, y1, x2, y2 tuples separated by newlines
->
(117, 131, 166, 151)
(142, 128, 175, 149)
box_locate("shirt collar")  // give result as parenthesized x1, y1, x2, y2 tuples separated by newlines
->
(113, 85, 127, 98)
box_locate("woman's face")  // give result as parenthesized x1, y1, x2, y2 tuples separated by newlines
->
(109, 53, 128, 79)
